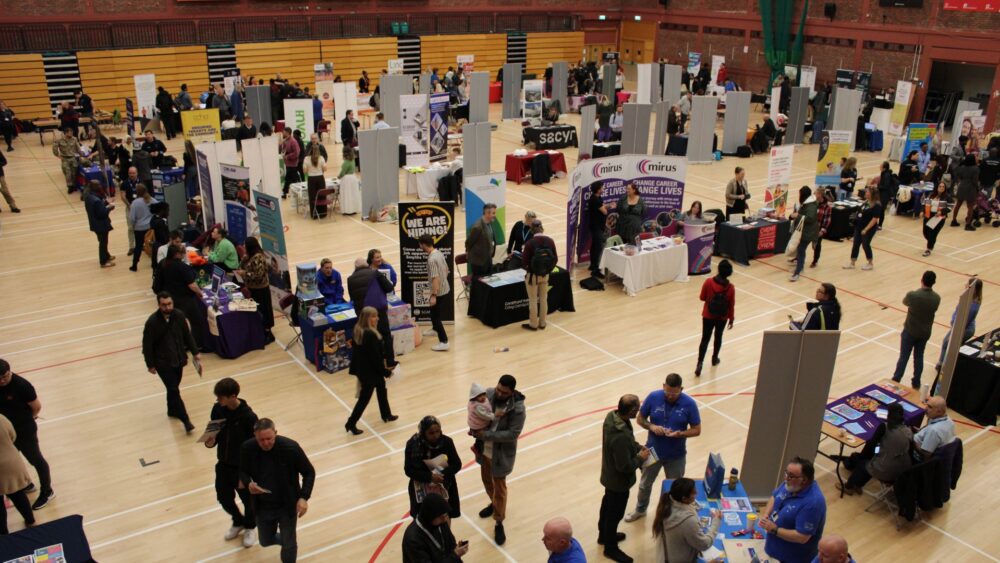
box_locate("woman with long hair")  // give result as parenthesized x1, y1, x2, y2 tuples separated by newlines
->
(838, 403, 911, 495)
(679, 200, 703, 223)
(788, 185, 817, 282)
(128, 184, 153, 272)
(345, 306, 396, 435)
(652, 478, 720, 562)
(951, 154, 980, 231)
(936, 277, 983, 373)
(338, 146, 356, 179)
(843, 186, 882, 270)
(183, 139, 198, 198)
(236, 236, 275, 343)
(616, 183, 647, 245)
(838, 156, 858, 201)
(696, 259, 735, 376)
(404, 416, 462, 520)
(922, 181, 951, 256)
(302, 142, 328, 218)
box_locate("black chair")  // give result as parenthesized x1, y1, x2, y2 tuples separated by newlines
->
(530, 152, 552, 185)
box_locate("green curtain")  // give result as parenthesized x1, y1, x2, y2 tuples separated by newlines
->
(759, 0, 809, 84)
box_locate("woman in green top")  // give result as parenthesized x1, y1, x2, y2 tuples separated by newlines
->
(788, 185, 818, 282)
(338, 146, 357, 179)
(206, 226, 239, 271)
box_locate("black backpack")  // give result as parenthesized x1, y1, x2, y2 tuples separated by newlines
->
(529, 245, 556, 277)
(707, 285, 729, 317)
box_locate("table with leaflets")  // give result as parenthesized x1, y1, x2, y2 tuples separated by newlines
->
(468, 267, 574, 328)
(0, 515, 93, 562)
(199, 290, 267, 360)
(898, 182, 935, 217)
(600, 237, 689, 296)
(947, 329, 1000, 427)
(660, 479, 767, 563)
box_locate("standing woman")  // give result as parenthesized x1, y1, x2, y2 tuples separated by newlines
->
(302, 143, 328, 218)
(936, 278, 983, 373)
(616, 182, 647, 245)
(236, 236, 275, 343)
(588, 182, 609, 278)
(951, 154, 980, 231)
(338, 146, 357, 179)
(843, 186, 882, 270)
(183, 140, 198, 199)
(0, 414, 36, 535)
(128, 184, 153, 272)
(724, 167, 750, 220)
(876, 161, 895, 216)
(696, 259, 735, 376)
(810, 187, 832, 268)
(922, 181, 951, 256)
(404, 416, 462, 520)
(788, 186, 817, 282)
(345, 306, 397, 435)
(838, 157, 858, 201)
(292, 129, 306, 183)
(652, 478, 720, 563)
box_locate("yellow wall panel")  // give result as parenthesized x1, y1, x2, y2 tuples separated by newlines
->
(79, 46, 209, 116)
(237, 41, 321, 93)
(420, 34, 506, 80)
(320, 37, 397, 91)
(0, 54, 50, 120)
(526, 32, 585, 77)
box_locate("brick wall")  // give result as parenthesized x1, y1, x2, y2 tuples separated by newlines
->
(936, 9, 1000, 30)
(0, 0, 83, 17)
(865, 3, 932, 26)
(656, 29, 699, 63)
(859, 48, 916, 91)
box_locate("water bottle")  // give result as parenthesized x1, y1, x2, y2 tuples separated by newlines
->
(494, 346, 509, 353)
(728, 467, 739, 491)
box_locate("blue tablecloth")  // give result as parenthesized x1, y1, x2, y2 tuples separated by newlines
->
(77, 164, 115, 191)
(0, 515, 93, 562)
(661, 479, 756, 562)
(198, 297, 267, 359)
(300, 303, 356, 372)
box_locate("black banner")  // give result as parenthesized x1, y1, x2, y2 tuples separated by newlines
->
(398, 201, 455, 324)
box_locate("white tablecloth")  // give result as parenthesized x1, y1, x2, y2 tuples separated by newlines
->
(601, 242, 689, 296)
(404, 161, 461, 200)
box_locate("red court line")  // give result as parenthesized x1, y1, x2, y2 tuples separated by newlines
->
(869, 244, 997, 287)
(19, 345, 141, 374)
(953, 418, 1000, 435)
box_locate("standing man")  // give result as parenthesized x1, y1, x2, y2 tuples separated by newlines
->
(588, 182, 608, 278)
(358, 70, 370, 94)
(599, 394, 649, 563)
(891, 270, 941, 390)
(240, 418, 315, 563)
(472, 374, 526, 546)
(543, 517, 586, 562)
(142, 292, 200, 433)
(759, 457, 827, 563)
(280, 128, 300, 198)
(419, 234, 451, 352)
(916, 142, 931, 175)
(625, 373, 701, 523)
(465, 203, 497, 278)
(120, 166, 140, 255)
(0, 359, 54, 510)
(521, 220, 557, 331)
(340, 109, 359, 147)
(205, 377, 258, 549)
(84, 180, 115, 268)
(52, 128, 80, 194)
(174, 84, 194, 111)
(76, 90, 94, 139)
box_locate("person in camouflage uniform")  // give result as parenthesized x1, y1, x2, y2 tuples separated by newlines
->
(52, 128, 80, 194)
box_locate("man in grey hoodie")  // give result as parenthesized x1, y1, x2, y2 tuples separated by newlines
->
(471, 374, 526, 546)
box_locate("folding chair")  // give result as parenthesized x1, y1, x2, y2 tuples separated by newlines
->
(454, 253, 473, 301)
(278, 293, 302, 350)
(864, 480, 901, 529)
(312, 187, 338, 221)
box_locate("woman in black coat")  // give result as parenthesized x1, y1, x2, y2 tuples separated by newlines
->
(401, 493, 467, 563)
(345, 306, 397, 435)
(404, 416, 462, 519)
(505, 211, 536, 255)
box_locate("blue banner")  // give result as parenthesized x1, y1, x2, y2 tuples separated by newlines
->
(429, 93, 449, 162)
(904, 123, 936, 162)
(225, 202, 248, 246)
(254, 190, 291, 301)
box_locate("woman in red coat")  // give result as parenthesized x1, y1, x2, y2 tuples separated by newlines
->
(697, 259, 735, 376)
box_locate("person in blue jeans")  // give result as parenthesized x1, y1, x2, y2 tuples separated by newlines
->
(935, 277, 982, 373)
(788, 186, 818, 282)
(892, 271, 941, 389)
(623, 372, 702, 524)
(843, 186, 882, 271)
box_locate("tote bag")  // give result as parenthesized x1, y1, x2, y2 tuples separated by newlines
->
(785, 218, 804, 257)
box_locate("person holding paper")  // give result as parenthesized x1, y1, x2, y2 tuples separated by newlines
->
(142, 292, 200, 434)
(759, 457, 827, 563)
(204, 377, 259, 548)
(625, 373, 701, 524)
(921, 182, 951, 257)
(598, 394, 649, 563)
(404, 415, 462, 520)
(652, 478, 721, 563)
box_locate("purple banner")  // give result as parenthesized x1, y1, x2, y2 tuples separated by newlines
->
(683, 222, 716, 275)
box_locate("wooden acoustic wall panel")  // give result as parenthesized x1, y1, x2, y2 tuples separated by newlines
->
(78, 46, 209, 116)
(526, 31, 584, 78)
(421, 34, 507, 80)
(320, 37, 397, 91)
(0, 54, 50, 120)
(236, 40, 321, 93)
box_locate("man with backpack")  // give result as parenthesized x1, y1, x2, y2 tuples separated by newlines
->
(520, 220, 557, 331)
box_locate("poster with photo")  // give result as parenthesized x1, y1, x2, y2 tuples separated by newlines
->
(799, 66, 817, 92)
(388, 59, 405, 75)
(457, 55, 474, 75)
(522, 79, 544, 119)
(429, 93, 449, 162)
(955, 111, 985, 153)
(398, 201, 455, 323)
(903, 123, 936, 160)
(687, 52, 701, 75)
(314, 63, 335, 122)
(889, 80, 913, 137)
(816, 130, 853, 186)
(401, 94, 430, 166)
(464, 173, 507, 253)
(223, 69, 242, 97)
(767, 144, 794, 217)
(254, 190, 292, 305)
(134, 73, 157, 119)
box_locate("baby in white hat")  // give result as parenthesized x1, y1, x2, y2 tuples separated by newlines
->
(467, 382, 495, 432)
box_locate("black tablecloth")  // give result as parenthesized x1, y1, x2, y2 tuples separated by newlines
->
(715, 219, 792, 265)
(825, 204, 857, 241)
(0, 515, 93, 562)
(947, 330, 1000, 427)
(523, 125, 578, 149)
(665, 134, 717, 156)
(468, 268, 575, 328)
(592, 142, 621, 158)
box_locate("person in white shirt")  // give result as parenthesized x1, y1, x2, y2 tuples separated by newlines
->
(156, 230, 190, 265)
(609, 106, 624, 139)
(913, 396, 955, 458)
(302, 144, 328, 219)
(372, 112, 392, 130)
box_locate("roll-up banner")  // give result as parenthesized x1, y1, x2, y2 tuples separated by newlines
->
(399, 201, 455, 324)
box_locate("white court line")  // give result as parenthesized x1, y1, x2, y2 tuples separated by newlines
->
(0, 297, 150, 330)
(461, 514, 517, 562)
(0, 289, 149, 321)
(0, 222, 89, 240)
(945, 234, 1000, 257)
(0, 314, 147, 348)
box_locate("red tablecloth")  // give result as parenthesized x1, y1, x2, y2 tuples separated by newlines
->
(489, 82, 503, 103)
(504, 151, 568, 184)
(616, 91, 634, 105)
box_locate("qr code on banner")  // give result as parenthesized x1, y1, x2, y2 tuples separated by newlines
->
(413, 281, 431, 308)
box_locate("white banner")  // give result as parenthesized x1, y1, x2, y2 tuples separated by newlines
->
(637, 64, 652, 104)
(134, 73, 157, 119)
(332, 82, 358, 143)
(768, 144, 795, 186)
(522, 79, 544, 119)
(711, 55, 726, 95)
(799, 66, 817, 93)
(888, 80, 913, 137)
(400, 94, 430, 167)
(457, 55, 474, 74)
(770, 85, 782, 123)
(388, 59, 405, 75)
(465, 172, 507, 247)
(283, 99, 314, 138)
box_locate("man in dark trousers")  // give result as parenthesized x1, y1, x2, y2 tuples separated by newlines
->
(598, 394, 649, 563)
(340, 109, 359, 147)
(240, 418, 315, 563)
(204, 377, 259, 549)
(520, 220, 557, 331)
(346, 257, 396, 367)
(0, 359, 54, 510)
(142, 292, 200, 433)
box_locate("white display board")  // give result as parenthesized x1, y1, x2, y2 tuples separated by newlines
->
(332, 82, 359, 143)
(134, 73, 157, 119)
(283, 99, 314, 139)
(637, 64, 652, 104)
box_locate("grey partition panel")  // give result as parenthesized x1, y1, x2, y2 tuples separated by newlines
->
(621, 103, 652, 155)
(469, 72, 489, 123)
(165, 182, 187, 230)
(601, 63, 616, 102)
(941, 286, 976, 399)
(662, 65, 682, 108)
(381, 75, 412, 127)
(688, 96, 719, 163)
(950, 100, 981, 141)
(419, 73, 431, 95)
(741, 331, 841, 500)
(786, 87, 809, 145)
(579, 104, 596, 160)
(647, 63, 662, 103)
(652, 101, 669, 156)
(245, 85, 272, 128)
(463, 122, 492, 176)
(551, 62, 568, 113)
(722, 91, 751, 154)
(377, 128, 400, 208)
(829, 87, 862, 135)
(359, 129, 380, 214)
(502, 63, 522, 120)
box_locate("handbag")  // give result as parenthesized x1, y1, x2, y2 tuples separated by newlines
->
(785, 218, 804, 257)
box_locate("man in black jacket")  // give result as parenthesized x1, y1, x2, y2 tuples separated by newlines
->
(142, 292, 200, 433)
(205, 377, 259, 548)
(340, 109, 359, 147)
(240, 418, 315, 563)
(236, 115, 257, 151)
(347, 257, 397, 367)
(140, 130, 167, 168)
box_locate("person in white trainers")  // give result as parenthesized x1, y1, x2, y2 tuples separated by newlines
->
(420, 234, 451, 351)
(624, 373, 701, 525)
(204, 377, 258, 548)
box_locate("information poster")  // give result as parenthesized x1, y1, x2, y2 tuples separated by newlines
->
(181, 109, 222, 143)
(889, 80, 913, 137)
(566, 155, 687, 269)
(401, 94, 430, 166)
(398, 201, 455, 324)
(314, 63, 335, 122)
(767, 144, 794, 216)
(220, 162, 250, 202)
(710, 55, 725, 93)
(133, 73, 157, 119)
(683, 221, 716, 275)
(225, 202, 249, 246)
(457, 55, 474, 75)
(955, 111, 985, 153)
(283, 99, 314, 139)
(903, 123, 936, 161)
(687, 52, 701, 75)
(784, 64, 799, 84)
(816, 130, 853, 186)
(125, 98, 136, 144)
(196, 148, 216, 229)
(254, 190, 291, 306)
(799, 65, 817, 93)
(835, 69, 854, 90)
(465, 173, 507, 253)
(522, 79, 544, 119)
(429, 93, 449, 162)
(223, 69, 241, 97)
(854, 71, 872, 95)
(388, 58, 405, 75)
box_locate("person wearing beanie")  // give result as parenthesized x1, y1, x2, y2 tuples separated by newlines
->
(401, 493, 468, 562)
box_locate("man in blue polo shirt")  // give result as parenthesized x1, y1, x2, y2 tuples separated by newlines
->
(624, 372, 701, 523)
(759, 457, 827, 563)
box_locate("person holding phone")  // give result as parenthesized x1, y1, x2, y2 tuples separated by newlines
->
(836, 403, 911, 495)
(401, 492, 469, 562)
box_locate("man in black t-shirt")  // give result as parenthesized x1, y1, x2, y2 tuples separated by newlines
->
(0, 359, 54, 510)
(588, 181, 609, 278)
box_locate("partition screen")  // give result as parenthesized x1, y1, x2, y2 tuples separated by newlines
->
(688, 96, 719, 163)
(502, 63, 522, 120)
(551, 61, 568, 114)
(786, 87, 810, 145)
(722, 91, 751, 154)
(579, 104, 596, 160)
(621, 103, 652, 155)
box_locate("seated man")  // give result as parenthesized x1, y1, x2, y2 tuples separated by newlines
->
(141, 129, 167, 168)
(317, 258, 346, 305)
(913, 396, 955, 459)
(206, 226, 239, 272)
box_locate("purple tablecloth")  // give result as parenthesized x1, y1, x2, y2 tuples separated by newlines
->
(825, 383, 925, 442)
(199, 299, 266, 359)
